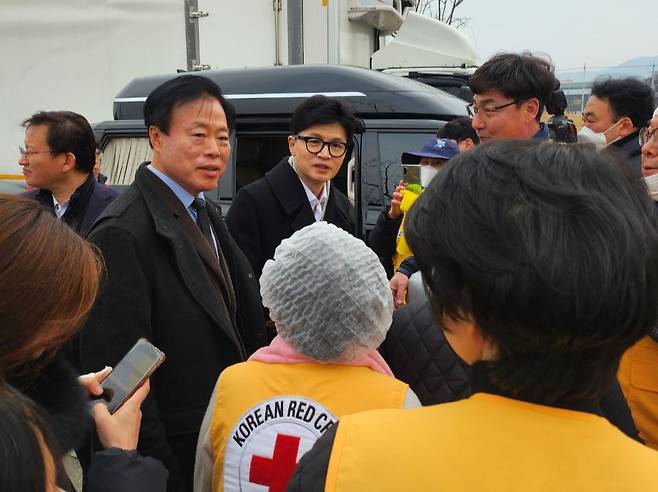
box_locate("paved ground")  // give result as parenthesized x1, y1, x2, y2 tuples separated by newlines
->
(63, 452, 82, 492)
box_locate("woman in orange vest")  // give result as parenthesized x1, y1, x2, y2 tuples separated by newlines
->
(193, 222, 419, 492)
(289, 141, 658, 491)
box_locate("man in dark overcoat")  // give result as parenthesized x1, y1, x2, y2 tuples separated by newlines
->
(79, 75, 267, 491)
(226, 95, 355, 278)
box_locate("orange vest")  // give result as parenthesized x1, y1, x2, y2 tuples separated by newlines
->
(325, 393, 658, 491)
(209, 361, 408, 492)
(618, 336, 658, 449)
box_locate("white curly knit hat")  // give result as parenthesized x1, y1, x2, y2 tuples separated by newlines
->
(260, 222, 393, 363)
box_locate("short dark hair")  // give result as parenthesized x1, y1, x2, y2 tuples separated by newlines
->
(438, 117, 479, 144)
(143, 74, 236, 143)
(468, 52, 556, 122)
(591, 77, 655, 129)
(406, 140, 658, 404)
(21, 111, 96, 173)
(290, 95, 358, 144)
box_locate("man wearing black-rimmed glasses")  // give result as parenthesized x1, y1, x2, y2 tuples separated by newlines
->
(226, 95, 356, 278)
(467, 52, 556, 143)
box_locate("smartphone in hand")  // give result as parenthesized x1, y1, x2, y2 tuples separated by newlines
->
(100, 338, 165, 414)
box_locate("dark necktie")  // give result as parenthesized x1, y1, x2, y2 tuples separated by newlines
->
(192, 197, 216, 254)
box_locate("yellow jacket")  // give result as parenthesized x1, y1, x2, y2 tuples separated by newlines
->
(619, 336, 658, 450)
(392, 188, 420, 271)
(325, 393, 658, 491)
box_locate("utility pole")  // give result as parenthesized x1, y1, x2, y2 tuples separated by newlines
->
(580, 63, 586, 113)
(288, 0, 304, 65)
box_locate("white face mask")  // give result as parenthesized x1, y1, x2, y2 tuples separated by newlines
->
(645, 173, 658, 201)
(420, 165, 439, 187)
(577, 125, 607, 150)
(578, 120, 624, 149)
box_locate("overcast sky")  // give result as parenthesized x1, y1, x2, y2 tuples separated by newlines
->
(454, 0, 656, 71)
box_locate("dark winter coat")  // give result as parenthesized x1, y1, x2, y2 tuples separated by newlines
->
(23, 175, 119, 236)
(79, 164, 267, 491)
(379, 301, 470, 405)
(606, 129, 642, 175)
(226, 158, 354, 278)
(87, 448, 168, 492)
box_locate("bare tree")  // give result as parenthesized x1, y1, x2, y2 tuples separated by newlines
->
(414, 0, 469, 28)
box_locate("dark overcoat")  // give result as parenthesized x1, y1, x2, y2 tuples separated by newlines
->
(226, 157, 354, 277)
(23, 177, 119, 236)
(80, 164, 267, 491)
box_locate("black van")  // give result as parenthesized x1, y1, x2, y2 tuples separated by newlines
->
(94, 64, 467, 238)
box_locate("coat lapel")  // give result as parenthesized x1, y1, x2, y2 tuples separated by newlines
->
(136, 166, 245, 355)
(266, 158, 316, 232)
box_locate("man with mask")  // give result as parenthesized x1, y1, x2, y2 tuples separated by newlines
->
(581, 77, 655, 174)
(367, 138, 459, 287)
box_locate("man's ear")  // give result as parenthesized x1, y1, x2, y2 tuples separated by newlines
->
(524, 98, 541, 122)
(617, 116, 636, 138)
(458, 138, 475, 152)
(61, 152, 77, 173)
(148, 126, 163, 152)
(288, 135, 296, 156)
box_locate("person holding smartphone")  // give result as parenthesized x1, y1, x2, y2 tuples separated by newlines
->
(0, 194, 168, 491)
(367, 138, 459, 296)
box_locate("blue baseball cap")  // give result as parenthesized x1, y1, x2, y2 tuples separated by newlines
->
(401, 138, 460, 164)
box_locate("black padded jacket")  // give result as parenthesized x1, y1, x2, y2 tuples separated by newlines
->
(379, 300, 470, 405)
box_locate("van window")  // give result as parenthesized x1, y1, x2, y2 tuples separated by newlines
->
(378, 132, 435, 201)
(235, 134, 289, 191)
(233, 133, 356, 203)
(102, 137, 152, 185)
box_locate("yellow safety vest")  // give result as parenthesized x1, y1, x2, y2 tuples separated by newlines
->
(209, 361, 408, 492)
(392, 188, 420, 272)
(326, 393, 658, 492)
(618, 336, 658, 450)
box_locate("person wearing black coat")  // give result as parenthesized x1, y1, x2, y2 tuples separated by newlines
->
(381, 300, 641, 440)
(226, 158, 353, 277)
(226, 95, 358, 278)
(23, 177, 118, 236)
(79, 76, 267, 492)
(80, 164, 267, 491)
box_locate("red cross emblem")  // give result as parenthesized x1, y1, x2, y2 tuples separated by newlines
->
(249, 433, 301, 492)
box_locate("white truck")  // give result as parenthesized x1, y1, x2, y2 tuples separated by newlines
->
(0, 0, 478, 182)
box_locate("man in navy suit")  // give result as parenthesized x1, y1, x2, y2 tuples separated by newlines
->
(19, 110, 118, 236)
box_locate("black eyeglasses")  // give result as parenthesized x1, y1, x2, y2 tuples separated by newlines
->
(295, 135, 349, 158)
(467, 98, 526, 118)
(640, 127, 658, 146)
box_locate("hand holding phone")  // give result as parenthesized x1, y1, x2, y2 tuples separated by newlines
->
(98, 338, 165, 414)
(402, 164, 421, 186)
(92, 379, 151, 451)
